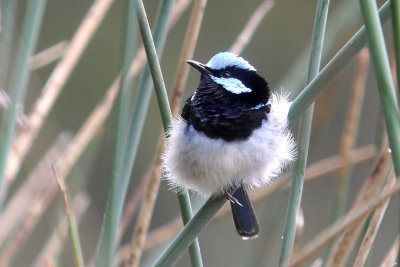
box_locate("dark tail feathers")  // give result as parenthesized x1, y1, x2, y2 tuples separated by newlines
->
(230, 185, 260, 239)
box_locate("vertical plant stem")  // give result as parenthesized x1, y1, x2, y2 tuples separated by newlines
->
(126, 0, 207, 266)
(280, 106, 313, 265)
(134, 0, 205, 266)
(95, 0, 175, 266)
(111, 3, 193, 245)
(171, 1, 207, 265)
(392, 0, 400, 94)
(115, 0, 137, 175)
(0, 0, 47, 201)
(0, 0, 18, 90)
(53, 166, 84, 267)
(359, 0, 400, 176)
(279, 0, 330, 265)
(134, 0, 173, 130)
(92, 1, 191, 264)
(359, 0, 400, 261)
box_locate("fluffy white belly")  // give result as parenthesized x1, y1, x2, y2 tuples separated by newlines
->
(163, 93, 295, 196)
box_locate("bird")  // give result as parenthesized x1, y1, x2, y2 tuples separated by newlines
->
(163, 52, 295, 239)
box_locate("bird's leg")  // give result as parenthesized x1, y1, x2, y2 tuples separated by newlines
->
(224, 192, 243, 207)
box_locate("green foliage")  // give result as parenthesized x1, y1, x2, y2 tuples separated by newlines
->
(0, 0, 398, 266)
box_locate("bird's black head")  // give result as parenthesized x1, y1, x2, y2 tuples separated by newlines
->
(187, 52, 270, 107)
(183, 52, 271, 141)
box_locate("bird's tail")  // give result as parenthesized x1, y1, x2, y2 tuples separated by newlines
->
(230, 185, 260, 239)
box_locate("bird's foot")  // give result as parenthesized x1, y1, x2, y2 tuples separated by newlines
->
(224, 192, 243, 207)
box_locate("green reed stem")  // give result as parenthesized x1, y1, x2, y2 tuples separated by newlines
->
(134, 0, 203, 266)
(279, 0, 330, 265)
(0, 0, 47, 205)
(360, 0, 400, 264)
(392, 0, 400, 95)
(359, 0, 400, 176)
(94, 0, 175, 266)
(115, 0, 137, 165)
(0, 0, 18, 91)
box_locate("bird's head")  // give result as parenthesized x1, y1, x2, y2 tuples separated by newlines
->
(187, 52, 270, 108)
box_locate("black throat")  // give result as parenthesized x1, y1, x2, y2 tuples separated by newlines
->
(182, 69, 271, 142)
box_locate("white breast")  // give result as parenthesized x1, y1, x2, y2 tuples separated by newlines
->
(163, 93, 296, 196)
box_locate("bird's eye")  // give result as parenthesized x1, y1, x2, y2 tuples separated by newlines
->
(221, 71, 232, 78)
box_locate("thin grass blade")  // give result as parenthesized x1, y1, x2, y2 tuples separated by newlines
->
(53, 166, 85, 267)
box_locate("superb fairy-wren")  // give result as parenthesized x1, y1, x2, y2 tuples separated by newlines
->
(163, 52, 295, 239)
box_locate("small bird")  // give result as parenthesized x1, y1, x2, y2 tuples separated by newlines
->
(163, 52, 295, 239)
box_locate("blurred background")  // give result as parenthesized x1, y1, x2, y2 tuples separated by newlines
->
(3, 0, 398, 266)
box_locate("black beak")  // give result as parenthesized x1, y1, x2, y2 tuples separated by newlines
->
(187, 60, 212, 75)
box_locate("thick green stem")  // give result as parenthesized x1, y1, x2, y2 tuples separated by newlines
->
(134, 0, 203, 266)
(359, 0, 400, 176)
(360, 0, 400, 264)
(279, 0, 330, 265)
(94, 0, 175, 266)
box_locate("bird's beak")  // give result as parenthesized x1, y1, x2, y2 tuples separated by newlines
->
(187, 60, 212, 75)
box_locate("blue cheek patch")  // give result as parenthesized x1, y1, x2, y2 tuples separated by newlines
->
(191, 91, 197, 101)
(211, 76, 252, 94)
(251, 98, 271, 110)
(251, 103, 266, 110)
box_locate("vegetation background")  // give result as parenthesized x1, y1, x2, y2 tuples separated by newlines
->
(2, 0, 398, 266)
